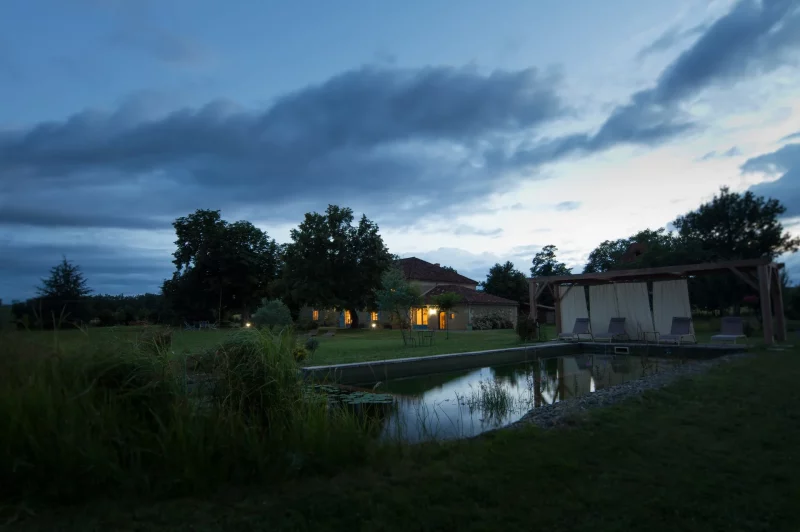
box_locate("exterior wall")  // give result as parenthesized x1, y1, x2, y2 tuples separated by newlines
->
(468, 305, 518, 329)
(430, 305, 470, 330)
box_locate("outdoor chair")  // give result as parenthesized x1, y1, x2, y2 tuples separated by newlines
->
(307, 329, 319, 338)
(558, 318, 593, 341)
(593, 317, 630, 342)
(658, 317, 697, 345)
(322, 330, 336, 338)
(401, 329, 417, 347)
(711, 317, 747, 344)
(183, 321, 195, 331)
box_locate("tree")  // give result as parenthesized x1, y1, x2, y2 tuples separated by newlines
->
(530, 245, 572, 277)
(582, 229, 692, 273)
(481, 262, 528, 310)
(430, 292, 462, 339)
(283, 205, 393, 329)
(441, 265, 458, 274)
(31, 257, 93, 326)
(38, 257, 91, 300)
(673, 187, 800, 261)
(375, 265, 421, 334)
(165, 209, 281, 323)
(251, 299, 293, 330)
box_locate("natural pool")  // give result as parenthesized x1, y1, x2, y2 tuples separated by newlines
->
(355, 353, 688, 442)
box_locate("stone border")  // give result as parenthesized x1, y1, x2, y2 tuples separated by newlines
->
(510, 351, 755, 430)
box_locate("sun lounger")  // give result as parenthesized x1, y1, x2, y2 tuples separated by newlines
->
(658, 317, 696, 344)
(558, 318, 592, 341)
(322, 330, 336, 338)
(711, 317, 747, 344)
(593, 317, 630, 342)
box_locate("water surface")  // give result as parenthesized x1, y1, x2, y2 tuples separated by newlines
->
(371, 353, 684, 442)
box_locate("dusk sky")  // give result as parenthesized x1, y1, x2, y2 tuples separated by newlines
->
(1, 0, 800, 300)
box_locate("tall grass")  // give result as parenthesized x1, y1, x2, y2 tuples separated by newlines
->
(0, 328, 375, 505)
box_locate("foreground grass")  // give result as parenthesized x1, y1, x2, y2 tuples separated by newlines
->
(13, 345, 800, 531)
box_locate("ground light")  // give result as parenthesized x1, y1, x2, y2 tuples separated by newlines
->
(371, 322, 377, 328)
(245, 322, 251, 328)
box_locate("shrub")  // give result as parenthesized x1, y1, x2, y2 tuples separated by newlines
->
(472, 312, 514, 330)
(251, 299, 293, 330)
(293, 346, 309, 362)
(383, 323, 393, 329)
(305, 337, 320, 355)
(516, 315, 538, 342)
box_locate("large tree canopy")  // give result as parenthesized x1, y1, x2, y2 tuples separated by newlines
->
(673, 186, 800, 261)
(282, 205, 393, 328)
(163, 209, 280, 321)
(481, 261, 529, 310)
(530, 245, 572, 277)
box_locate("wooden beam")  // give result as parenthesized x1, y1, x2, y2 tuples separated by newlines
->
(556, 284, 574, 303)
(529, 281, 537, 319)
(757, 264, 774, 346)
(771, 265, 787, 342)
(529, 257, 774, 286)
(554, 289, 562, 336)
(728, 267, 759, 291)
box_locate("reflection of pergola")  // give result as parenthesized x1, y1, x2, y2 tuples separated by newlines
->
(529, 257, 786, 345)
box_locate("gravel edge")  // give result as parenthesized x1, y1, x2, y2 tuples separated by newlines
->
(510, 351, 756, 430)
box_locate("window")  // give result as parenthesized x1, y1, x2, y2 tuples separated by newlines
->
(312, 309, 319, 321)
(450, 313, 455, 319)
(371, 311, 378, 321)
(344, 311, 352, 326)
(414, 308, 426, 326)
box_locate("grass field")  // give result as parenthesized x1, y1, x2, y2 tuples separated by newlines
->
(12, 344, 800, 531)
(10, 326, 530, 366)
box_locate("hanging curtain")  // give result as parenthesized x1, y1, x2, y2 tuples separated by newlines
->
(614, 282, 654, 340)
(558, 285, 588, 333)
(589, 284, 617, 335)
(652, 279, 694, 338)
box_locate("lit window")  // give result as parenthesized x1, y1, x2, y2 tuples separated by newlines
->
(371, 311, 378, 321)
(450, 313, 455, 319)
(344, 311, 352, 325)
(312, 309, 319, 321)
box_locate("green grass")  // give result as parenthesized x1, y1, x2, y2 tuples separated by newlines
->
(10, 326, 530, 366)
(14, 344, 800, 531)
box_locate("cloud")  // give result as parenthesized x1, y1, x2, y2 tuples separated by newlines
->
(502, 0, 800, 169)
(452, 225, 504, 237)
(636, 23, 708, 61)
(0, 240, 171, 299)
(554, 201, 581, 211)
(743, 141, 800, 217)
(0, 65, 567, 229)
(781, 130, 800, 142)
(109, 27, 209, 65)
(698, 145, 743, 161)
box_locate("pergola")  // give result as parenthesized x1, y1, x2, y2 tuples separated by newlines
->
(529, 257, 786, 345)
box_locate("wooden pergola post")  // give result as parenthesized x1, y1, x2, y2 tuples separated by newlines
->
(551, 284, 562, 336)
(529, 281, 537, 319)
(771, 265, 787, 342)
(757, 264, 774, 345)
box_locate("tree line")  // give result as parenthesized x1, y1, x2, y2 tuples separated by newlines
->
(6, 187, 800, 329)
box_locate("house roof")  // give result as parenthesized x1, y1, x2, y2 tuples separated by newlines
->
(423, 284, 519, 306)
(399, 257, 478, 285)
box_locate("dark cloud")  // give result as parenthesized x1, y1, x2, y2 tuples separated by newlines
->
(500, 0, 800, 169)
(554, 201, 581, 211)
(0, 206, 171, 230)
(0, 65, 567, 229)
(743, 142, 800, 217)
(636, 23, 708, 60)
(0, 240, 172, 300)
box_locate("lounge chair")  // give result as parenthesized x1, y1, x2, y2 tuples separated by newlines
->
(593, 317, 629, 342)
(183, 321, 195, 331)
(711, 317, 747, 344)
(558, 318, 592, 341)
(658, 317, 696, 345)
(307, 329, 319, 338)
(322, 330, 336, 338)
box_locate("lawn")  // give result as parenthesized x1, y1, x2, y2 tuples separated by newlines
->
(13, 344, 800, 531)
(10, 326, 530, 366)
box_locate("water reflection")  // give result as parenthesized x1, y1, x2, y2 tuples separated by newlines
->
(373, 354, 683, 442)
